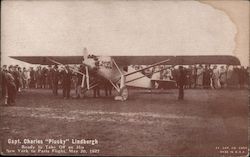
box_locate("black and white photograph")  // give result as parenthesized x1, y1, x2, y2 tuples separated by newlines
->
(0, 0, 249, 156)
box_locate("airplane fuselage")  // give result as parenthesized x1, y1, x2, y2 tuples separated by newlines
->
(83, 56, 153, 89)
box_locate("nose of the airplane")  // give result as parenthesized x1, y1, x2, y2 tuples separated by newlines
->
(81, 47, 100, 69)
(82, 56, 99, 70)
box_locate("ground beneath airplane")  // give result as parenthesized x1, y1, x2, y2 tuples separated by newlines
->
(0, 88, 248, 156)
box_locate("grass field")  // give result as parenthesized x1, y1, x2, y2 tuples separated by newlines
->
(0, 88, 248, 156)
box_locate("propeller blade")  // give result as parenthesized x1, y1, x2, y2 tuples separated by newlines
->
(86, 66, 90, 90)
(82, 47, 88, 62)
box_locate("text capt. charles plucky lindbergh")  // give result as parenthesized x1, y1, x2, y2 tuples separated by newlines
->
(8, 138, 98, 146)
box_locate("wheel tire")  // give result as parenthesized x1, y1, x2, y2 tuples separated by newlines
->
(119, 86, 128, 101)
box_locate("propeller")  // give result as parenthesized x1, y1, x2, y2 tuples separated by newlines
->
(82, 47, 88, 62)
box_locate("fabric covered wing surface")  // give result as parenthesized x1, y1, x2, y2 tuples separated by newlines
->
(112, 55, 240, 65)
(10, 55, 240, 65)
(10, 56, 83, 65)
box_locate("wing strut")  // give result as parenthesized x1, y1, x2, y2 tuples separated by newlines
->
(47, 57, 85, 76)
(112, 58, 125, 89)
(115, 59, 171, 84)
(126, 66, 172, 84)
(109, 79, 120, 92)
(111, 58, 128, 101)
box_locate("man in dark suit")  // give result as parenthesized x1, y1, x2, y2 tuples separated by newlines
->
(1, 65, 7, 99)
(29, 67, 36, 88)
(239, 66, 246, 88)
(52, 65, 60, 96)
(12, 65, 20, 92)
(61, 65, 72, 99)
(104, 79, 112, 97)
(6, 65, 17, 105)
(47, 65, 53, 89)
(177, 66, 186, 100)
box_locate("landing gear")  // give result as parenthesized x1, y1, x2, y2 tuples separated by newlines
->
(120, 86, 128, 100)
(111, 58, 129, 101)
(114, 86, 128, 101)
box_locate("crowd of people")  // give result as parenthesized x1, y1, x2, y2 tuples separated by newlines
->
(1, 64, 249, 105)
(136, 64, 249, 100)
(0, 64, 112, 105)
(141, 64, 250, 89)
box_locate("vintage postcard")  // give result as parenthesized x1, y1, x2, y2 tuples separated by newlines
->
(0, 0, 249, 156)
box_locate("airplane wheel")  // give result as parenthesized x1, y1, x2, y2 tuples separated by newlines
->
(119, 86, 128, 101)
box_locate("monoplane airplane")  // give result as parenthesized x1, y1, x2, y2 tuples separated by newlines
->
(10, 48, 240, 101)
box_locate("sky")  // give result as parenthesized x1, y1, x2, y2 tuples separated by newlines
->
(1, 0, 249, 66)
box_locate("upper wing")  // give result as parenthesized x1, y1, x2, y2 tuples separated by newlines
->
(112, 55, 240, 65)
(10, 56, 83, 65)
(10, 55, 240, 65)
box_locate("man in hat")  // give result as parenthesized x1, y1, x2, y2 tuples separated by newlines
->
(41, 67, 48, 88)
(22, 67, 29, 89)
(47, 65, 53, 89)
(196, 64, 204, 88)
(61, 65, 72, 99)
(177, 66, 186, 100)
(52, 65, 60, 95)
(5, 65, 17, 105)
(1, 65, 8, 99)
(185, 65, 192, 89)
(12, 65, 20, 92)
(104, 78, 112, 97)
(212, 65, 220, 89)
(29, 67, 36, 88)
(219, 65, 227, 88)
(203, 65, 211, 89)
(239, 66, 246, 88)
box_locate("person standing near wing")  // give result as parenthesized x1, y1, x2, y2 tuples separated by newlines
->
(61, 65, 72, 99)
(22, 67, 29, 89)
(1, 65, 8, 104)
(52, 65, 60, 96)
(103, 78, 112, 97)
(196, 64, 204, 88)
(238, 66, 245, 89)
(177, 66, 186, 100)
(12, 65, 20, 92)
(212, 65, 220, 89)
(47, 65, 53, 89)
(203, 65, 211, 89)
(5, 65, 17, 105)
(219, 66, 227, 88)
(92, 72, 101, 98)
(29, 67, 36, 88)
